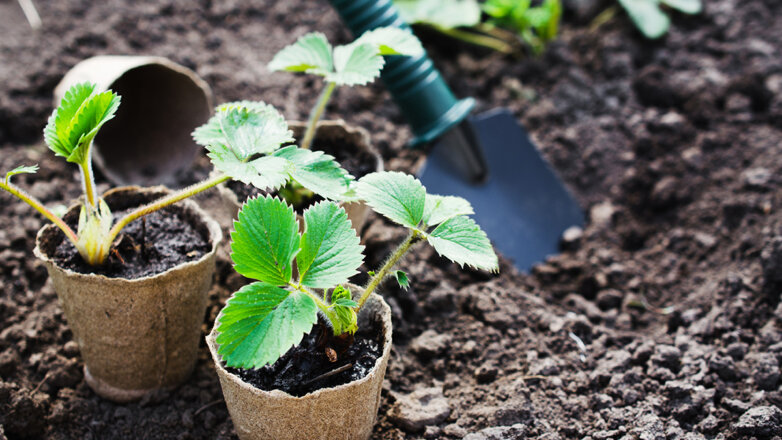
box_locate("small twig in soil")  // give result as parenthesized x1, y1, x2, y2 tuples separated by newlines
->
(111, 248, 125, 265)
(194, 399, 224, 416)
(519, 375, 547, 382)
(30, 371, 51, 394)
(589, 5, 618, 33)
(17, 0, 42, 29)
(140, 217, 148, 261)
(303, 363, 353, 386)
(568, 331, 588, 363)
(627, 294, 675, 315)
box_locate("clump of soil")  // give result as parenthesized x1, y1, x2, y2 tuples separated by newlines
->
(52, 207, 210, 279)
(226, 319, 383, 397)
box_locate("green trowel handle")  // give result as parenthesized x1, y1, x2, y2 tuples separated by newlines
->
(329, 0, 474, 146)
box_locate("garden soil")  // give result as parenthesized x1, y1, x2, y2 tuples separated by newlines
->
(1, 0, 781, 439)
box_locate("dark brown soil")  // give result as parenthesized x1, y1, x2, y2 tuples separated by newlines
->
(52, 207, 210, 280)
(1, 0, 782, 439)
(226, 319, 382, 397)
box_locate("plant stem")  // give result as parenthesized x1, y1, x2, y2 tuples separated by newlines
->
(106, 173, 231, 245)
(357, 231, 423, 309)
(589, 5, 618, 33)
(80, 159, 97, 210)
(0, 180, 78, 245)
(431, 25, 516, 54)
(301, 81, 336, 150)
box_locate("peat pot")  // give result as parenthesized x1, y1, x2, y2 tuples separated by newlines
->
(34, 186, 222, 402)
(207, 291, 392, 440)
(216, 120, 383, 234)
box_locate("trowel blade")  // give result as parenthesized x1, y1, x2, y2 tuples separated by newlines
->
(419, 108, 584, 271)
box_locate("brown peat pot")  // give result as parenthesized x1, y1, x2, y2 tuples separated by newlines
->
(207, 290, 392, 440)
(34, 186, 222, 402)
(216, 120, 383, 234)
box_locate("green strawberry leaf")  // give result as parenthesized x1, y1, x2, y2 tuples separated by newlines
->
(618, 0, 670, 39)
(230, 196, 300, 285)
(268, 32, 334, 75)
(207, 147, 292, 190)
(216, 282, 318, 369)
(423, 194, 474, 227)
(353, 27, 425, 56)
(297, 201, 364, 289)
(44, 83, 120, 165)
(395, 270, 410, 290)
(329, 285, 358, 335)
(4, 164, 38, 184)
(272, 146, 355, 201)
(394, 0, 481, 29)
(355, 171, 426, 229)
(328, 42, 387, 86)
(426, 215, 498, 271)
(660, 0, 701, 14)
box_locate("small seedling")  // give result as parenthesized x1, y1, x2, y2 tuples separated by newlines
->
(216, 171, 498, 369)
(1, 85, 354, 267)
(394, 0, 561, 55)
(268, 27, 424, 150)
(616, 0, 702, 39)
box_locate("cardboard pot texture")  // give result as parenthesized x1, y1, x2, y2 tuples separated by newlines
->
(207, 290, 392, 440)
(215, 120, 383, 235)
(34, 186, 222, 402)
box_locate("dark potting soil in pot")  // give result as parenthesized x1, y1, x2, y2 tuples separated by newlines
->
(226, 319, 383, 397)
(227, 134, 378, 210)
(52, 207, 210, 279)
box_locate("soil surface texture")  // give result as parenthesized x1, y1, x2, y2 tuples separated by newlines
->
(1, 0, 782, 439)
(226, 320, 382, 397)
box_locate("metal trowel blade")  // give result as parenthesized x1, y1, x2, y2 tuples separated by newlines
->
(419, 108, 584, 271)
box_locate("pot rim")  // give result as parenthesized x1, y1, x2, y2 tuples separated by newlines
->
(207, 289, 392, 401)
(33, 185, 223, 285)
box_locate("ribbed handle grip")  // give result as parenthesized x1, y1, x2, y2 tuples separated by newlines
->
(329, 0, 474, 146)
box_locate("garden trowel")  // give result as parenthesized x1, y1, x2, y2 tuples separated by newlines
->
(330, 0, 584, 271)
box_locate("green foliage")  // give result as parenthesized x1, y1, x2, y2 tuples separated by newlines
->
(428, 215, 498, 271)
(395, 0, 481, 28)
(269, 27, 424, 86)
(75, 199, 113, 266)
(356, 171, 498, 271)
(193, 101, 354, 200)
(218, 196, 364, 368)
(43, 83, 120, 165)
(483, 0, 562, 54)
(4, 165, 38, 185)
(618, 0, 702, 39)
(297, 201, 364, 289)
(395, 270, 410, 290)
(355, 171, 426, 229)
(230, 195, 300, 286)
(329, 285, 358, 335)
(216, 282, 318, 369)
(217, 173, 498, 370)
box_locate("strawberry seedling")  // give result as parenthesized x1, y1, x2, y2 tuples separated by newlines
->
(215, 171, 498, 369)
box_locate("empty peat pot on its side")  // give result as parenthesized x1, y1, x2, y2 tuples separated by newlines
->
(207, 291, 392, 440)
(216, 120, 383, 233)
(34, 186, 222, 402)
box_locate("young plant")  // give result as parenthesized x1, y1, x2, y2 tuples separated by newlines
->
(215, 171, 498, 369)
(483, 0, 562, 55)
(616, 0, 701, 39)
(1, 85, 354, 267)
(268, 27, 424, 150)
(394, 0, 561, 55)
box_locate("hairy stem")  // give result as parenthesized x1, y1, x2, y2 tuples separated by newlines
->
(301, 81, 336, 150)
(106, 173, 231, 245)
(0, 181, 78, 245)
(358, 231, 423, 309)
(431, 25, 515, 54)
